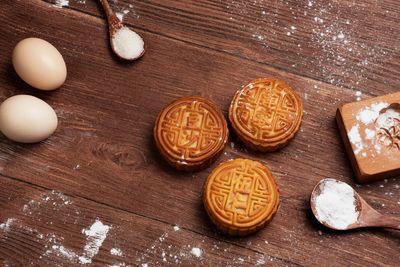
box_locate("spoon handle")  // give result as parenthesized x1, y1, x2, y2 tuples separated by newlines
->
(373, 216, 400, 230)
(98, 0, 121, 30)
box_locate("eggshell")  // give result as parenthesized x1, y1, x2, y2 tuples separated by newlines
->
(0, 95, 58, 143)
(12, 38, 67, 90)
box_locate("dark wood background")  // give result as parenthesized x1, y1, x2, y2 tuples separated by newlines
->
(0, 0, 399, 266)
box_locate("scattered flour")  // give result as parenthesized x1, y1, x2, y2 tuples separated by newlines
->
(116, 10, 130, 22)
(313, 179, 359, 230)
(1, 194, 114, 265)
(348, 124, 363, 155)
(0, 218, 16, 231)
(365, 128, 375, 140)
(109, 264, 128, 267)
(54, 0, 69, 8)
(356, 102, 388, 124)
(79, 219, 111, 264)
(347, 102, 400, 157)
(42, 218, 112, 265)
(230, 0, 394, 90)
(190, 247, 202, 258)
(375, 109, 400, 129)
(355, 91, 362, 101)
(22, 190, 74, 216)
(111, 248, 123, 256)
(255, 256, 265, 266)
(46, 245, 78, 261)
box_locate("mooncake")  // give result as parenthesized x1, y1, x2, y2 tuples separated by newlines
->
(154, 96, 228, 171)
(229, 78, 303, 151)
(203, 158, 279, 236)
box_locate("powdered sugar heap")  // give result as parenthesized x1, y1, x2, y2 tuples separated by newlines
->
(313, 179, 359, 230)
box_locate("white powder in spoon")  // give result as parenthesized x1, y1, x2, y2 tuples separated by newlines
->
(313, 179, 359, 230)
(112, 27, 144, 60)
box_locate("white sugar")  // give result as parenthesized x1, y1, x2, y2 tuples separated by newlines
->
(190, 247, 202, 257)
(313, 179, 359, 230)
(112, 27, 144, 60)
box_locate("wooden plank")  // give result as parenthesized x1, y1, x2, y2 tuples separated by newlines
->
(44, 0, 400, 95)
(1, 174, 284, 266)
(0, 0, 398, 266)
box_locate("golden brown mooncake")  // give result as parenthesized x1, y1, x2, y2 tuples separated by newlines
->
(229, 78, 303, 151)
(154, 96, 228, 171)
(203, 158, 279, 236)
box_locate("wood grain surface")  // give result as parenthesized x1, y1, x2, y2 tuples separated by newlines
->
(0, 0, 399, 266)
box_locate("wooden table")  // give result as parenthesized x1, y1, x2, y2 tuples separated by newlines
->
(1, 0, 399, 266)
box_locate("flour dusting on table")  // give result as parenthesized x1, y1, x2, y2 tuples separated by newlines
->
(190, 247, 202, 258)
(111, 247, 123, 256)
(0, 218, 16, 231)
(79, 219, 111, 264)
(54, 0, 69, 8)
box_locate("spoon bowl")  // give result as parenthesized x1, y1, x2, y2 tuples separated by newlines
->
(99, 0, 145, 60)
(310, 178, 400, 231)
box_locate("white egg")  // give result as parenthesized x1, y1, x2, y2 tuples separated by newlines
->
(0, 95, 58, 143)
(12, 38, 67, 90)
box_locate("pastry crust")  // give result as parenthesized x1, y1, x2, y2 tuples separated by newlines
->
(229, 78, 303, 151)
(203, 158, 280, 236)
(154, 96, 228, 171)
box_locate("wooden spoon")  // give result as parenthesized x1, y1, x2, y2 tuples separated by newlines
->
(310, 178, 400, 230)
(98, 0, 145, 60)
